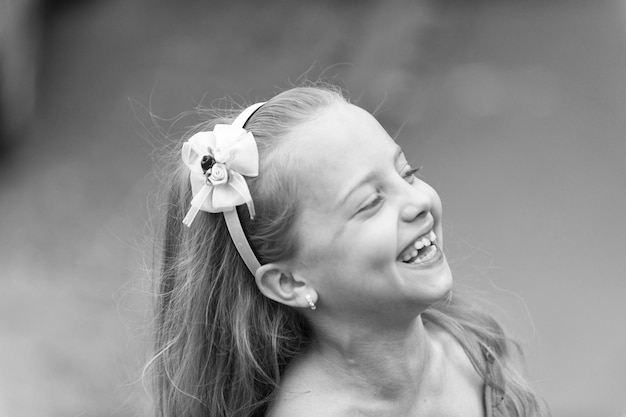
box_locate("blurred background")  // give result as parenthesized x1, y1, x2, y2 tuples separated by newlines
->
(1, 0, 625, 415)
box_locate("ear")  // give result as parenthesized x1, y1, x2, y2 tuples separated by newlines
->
(255, 263, 316, 309)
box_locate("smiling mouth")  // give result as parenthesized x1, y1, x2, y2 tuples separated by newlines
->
(398, 230, 441, 266)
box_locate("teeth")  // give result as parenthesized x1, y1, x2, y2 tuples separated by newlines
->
(413, 231, 436, 250)
(417, 245, 437, 263)
(406, 245, 439, 265)
(402, 249, 419, 263)
(400, 230, 440, 262)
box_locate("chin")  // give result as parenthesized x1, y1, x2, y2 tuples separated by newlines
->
(399, 255, 453, 304)
(426, 266, 454, 303)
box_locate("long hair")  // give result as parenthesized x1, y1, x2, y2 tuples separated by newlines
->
(424, 295, 549, 416)
(145, 85, 548, 417)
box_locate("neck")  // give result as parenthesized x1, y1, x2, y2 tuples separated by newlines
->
(309, 314, 440, 401)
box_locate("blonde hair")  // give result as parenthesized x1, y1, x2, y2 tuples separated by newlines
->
(146, 85, 548, 417)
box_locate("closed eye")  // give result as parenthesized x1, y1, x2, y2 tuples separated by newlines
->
(405, 167, 421, 178)
(402, 166, 422, 183)
(359, 192, 384, 213)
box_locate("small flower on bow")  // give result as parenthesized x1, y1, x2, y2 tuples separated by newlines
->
(200, 155, 230, 185)
(181, 124, 259, 227)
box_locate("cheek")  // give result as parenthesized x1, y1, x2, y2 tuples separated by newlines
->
(333, 216, 400, 277)
(292, 214, 343, 271)
(295, 219, 397, 282)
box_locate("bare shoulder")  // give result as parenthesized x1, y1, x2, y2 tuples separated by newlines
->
(266, 358, 350, 417)
(428, 324, 483, 385)
(426, 326, 485, 417)
(267, 384, 349, 417)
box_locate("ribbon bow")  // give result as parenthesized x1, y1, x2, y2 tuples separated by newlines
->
(181, 124, 259, 227)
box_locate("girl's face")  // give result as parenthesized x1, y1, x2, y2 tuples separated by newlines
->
(288, 103, 452, 324)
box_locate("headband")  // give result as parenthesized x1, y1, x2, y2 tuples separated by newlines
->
(181, 102, 266, 275)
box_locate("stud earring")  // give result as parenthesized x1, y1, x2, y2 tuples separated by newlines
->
(305, 294, 317, 311)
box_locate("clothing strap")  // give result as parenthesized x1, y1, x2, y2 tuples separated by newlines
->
(481, 343, 505, 414)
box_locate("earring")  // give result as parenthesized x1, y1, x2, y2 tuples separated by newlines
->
(305, 294, 317, 311)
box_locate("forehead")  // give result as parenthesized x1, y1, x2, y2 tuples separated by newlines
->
(289, 103, 397, 207)
(296, 102, 394, 157)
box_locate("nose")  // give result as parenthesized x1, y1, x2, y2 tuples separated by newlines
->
(399, 182, 432, 223)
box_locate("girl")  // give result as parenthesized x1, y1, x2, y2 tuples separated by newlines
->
(146, 85, 548, 417)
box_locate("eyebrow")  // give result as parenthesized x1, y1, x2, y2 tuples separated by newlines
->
(337, 145, 403, 209)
